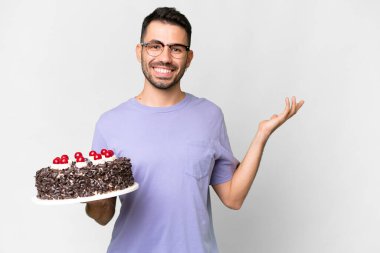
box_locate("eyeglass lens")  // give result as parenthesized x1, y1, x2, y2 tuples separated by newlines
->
(144, 42, 188, 58)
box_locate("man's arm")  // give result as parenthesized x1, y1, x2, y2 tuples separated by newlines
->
(213, 96, 304, 210)
(85, 197, 117, 225)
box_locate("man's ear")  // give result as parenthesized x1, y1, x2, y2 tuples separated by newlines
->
(136, 44, 142, 63)
(185, 50, 194, 68)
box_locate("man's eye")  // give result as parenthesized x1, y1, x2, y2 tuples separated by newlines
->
(171, 47, 183, 53)
(149, 44, 162, 50)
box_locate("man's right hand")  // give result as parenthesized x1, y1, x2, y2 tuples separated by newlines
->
(85, 197, 117, 226)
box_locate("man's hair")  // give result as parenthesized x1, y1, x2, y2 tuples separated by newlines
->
(140, 7, 192, 46)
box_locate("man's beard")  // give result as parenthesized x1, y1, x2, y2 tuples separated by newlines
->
(141, 59, 186, 90)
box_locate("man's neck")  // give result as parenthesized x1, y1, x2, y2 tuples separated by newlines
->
(135, 83, 186, 107)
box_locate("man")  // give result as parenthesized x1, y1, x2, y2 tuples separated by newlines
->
(86, 7, 304, 253)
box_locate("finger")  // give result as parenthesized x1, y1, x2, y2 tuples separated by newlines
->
(296, 100, 305, 111)
(283, 97, 291, 116)
(290, 96, 297, 115)
(287, 96, 303, 119)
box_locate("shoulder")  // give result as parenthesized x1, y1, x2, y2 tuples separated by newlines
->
(188, 93, 224, 118)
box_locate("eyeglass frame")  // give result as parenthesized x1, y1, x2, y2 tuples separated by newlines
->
(140, 40, 191, 59)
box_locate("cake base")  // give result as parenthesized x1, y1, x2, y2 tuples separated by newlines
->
(32, 182, 139, 205)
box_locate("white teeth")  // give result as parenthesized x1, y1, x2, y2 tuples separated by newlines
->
(154, 68, 171, 73)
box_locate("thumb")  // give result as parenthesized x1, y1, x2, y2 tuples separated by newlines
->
(270, 114, 278, 120)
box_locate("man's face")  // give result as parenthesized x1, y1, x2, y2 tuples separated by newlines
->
(137, 21, 193, 90)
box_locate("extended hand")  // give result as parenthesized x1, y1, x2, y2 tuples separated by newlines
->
(258, 96, 304, 138)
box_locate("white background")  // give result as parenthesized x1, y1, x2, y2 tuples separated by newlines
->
(1, 0, 379, 252)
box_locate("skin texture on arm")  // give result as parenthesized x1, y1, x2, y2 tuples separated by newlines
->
(213, 96, 304, 210)
(85, 197, 117, 226)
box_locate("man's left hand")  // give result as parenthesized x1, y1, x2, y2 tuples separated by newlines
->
(258, 96, 304, 138)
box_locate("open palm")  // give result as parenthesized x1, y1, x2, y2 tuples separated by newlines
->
(258, 96, 304, 137)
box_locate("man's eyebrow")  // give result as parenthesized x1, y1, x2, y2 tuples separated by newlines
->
(167, 43, 188, 46)
(146, 39, 164, 44)
(146, 39, 187, 46)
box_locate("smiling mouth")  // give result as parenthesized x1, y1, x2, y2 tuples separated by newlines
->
(153, 67, 173, 74)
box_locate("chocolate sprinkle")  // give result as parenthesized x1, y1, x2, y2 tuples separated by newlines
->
(35, 157, 134, 200)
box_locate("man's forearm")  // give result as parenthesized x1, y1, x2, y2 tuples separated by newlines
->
(228, 130, 269, 208)
(215, 97, 303, 210)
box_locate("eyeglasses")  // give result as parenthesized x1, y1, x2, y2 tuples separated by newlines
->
(140, 40, 190, 59)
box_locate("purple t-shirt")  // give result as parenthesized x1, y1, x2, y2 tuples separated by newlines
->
(92, 93, 239, 253)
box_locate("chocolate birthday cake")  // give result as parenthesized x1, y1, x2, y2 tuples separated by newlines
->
(35, 149, 135, 200)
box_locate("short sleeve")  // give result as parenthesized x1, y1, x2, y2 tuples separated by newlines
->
(91, 120, 108, 153)
(210, 116, 239, 185)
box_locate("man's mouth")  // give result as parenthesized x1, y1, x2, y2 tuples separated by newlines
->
(153, 67, 173, 74)
(151, 65, 176, 78)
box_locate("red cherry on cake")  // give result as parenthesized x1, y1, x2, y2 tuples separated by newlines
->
(61, 154, 69, 160)
(101, 149, 108, 155)
(89, 150, 97, 156)
(76, 156, 85, 163)
(53, 157, 61, 164)
(94, 154, 102, 160)
(108, 150, 114, 156)
(105, 151, 112, 158)
(61, 157, 69, 164)
(74, 152, 83, 159)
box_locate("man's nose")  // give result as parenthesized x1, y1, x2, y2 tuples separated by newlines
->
(157, 45, 172, 62)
